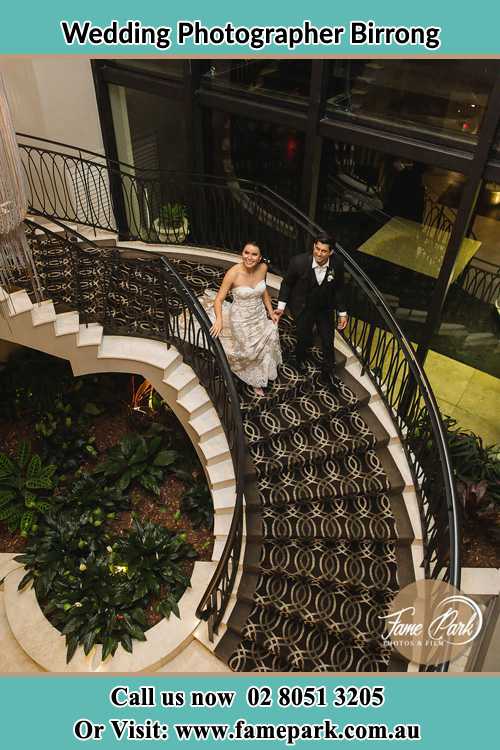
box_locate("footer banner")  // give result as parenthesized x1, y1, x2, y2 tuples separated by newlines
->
(0, 675, 497, 747)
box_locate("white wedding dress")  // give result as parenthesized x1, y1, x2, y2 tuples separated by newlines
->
(200, 281, 282, 388)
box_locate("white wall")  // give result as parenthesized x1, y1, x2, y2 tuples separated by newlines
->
(0, 58, 104, 153)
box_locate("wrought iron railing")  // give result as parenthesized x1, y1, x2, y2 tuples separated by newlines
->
(23, 217, 245, 639)
(18, 135, 461, 670)
(454, 257, 500, 307)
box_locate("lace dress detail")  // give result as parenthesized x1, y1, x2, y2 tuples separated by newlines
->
(201, 281, 282, 388)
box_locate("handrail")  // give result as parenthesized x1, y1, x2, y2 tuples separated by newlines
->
(18, 135, 461, 670)
(22, 215, 246, 638)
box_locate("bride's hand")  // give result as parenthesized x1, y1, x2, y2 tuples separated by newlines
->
(271, 310, 282, 324)
(210, 319, 223, 338)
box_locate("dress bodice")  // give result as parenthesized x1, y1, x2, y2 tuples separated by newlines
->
(231, 280, 266, 300)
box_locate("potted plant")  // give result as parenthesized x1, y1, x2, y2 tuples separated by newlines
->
(153, 202, 189, 243)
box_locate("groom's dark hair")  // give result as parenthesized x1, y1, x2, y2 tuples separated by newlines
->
(314, 233, 333, 247)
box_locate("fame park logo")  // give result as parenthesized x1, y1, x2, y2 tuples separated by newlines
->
(381, 580, 483, 665)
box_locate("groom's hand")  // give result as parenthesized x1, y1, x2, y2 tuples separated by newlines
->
(273, 309, 285, 323)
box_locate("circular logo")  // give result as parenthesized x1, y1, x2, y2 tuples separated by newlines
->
(381, 580, 483, 666)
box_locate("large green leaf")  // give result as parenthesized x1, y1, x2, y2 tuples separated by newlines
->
(17, 442, 30, 469)
(0, 453, 15, 478)
(27, 455, 42, 480)
(153, 450, 177, 467)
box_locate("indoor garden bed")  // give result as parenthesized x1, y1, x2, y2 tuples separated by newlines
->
(0, 349, 214, 662)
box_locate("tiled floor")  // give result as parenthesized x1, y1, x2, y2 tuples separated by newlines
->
(425, 350, 500, 447)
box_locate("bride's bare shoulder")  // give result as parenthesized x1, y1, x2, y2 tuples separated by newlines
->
(225, 263, 243, 280)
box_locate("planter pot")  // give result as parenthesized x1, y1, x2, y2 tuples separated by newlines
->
(153, 217, 189, 244)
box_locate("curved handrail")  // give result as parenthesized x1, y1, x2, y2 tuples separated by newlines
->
(22, 215, 246, 637)
(18, 136, 461, 670)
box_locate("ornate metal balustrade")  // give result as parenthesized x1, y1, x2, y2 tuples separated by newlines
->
(17, 135, 461, 670)
(23, 218, 245, 640)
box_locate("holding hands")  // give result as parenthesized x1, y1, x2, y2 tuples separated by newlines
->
(337, 313, 348, 331)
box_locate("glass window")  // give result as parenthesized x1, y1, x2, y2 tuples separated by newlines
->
(203, 60, 311, 104)
(108, 84, 188, 172)
(434, 181, 500, 378)
(326, 60, 497, 139)
(109, 60, 184, 79)
(108, 84, 189, 239)
(317, 139, 471, 344)
(208, 110, 305, 205)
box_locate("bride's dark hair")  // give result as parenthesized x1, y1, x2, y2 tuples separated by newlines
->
(243, 240, 269, 265)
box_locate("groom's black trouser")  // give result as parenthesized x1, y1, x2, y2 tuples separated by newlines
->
(294, 307, 335, 371)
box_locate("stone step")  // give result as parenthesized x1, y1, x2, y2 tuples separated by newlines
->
(31, 300, 57, 327)
(98, 335, 178, 371)
(54, 311, 79, 336)
(177, 384, 212, 419)
(189, 407, 224, 443)
(7, 290, 34, 317)
(77, 322, 103, 347)
(199, 432, 231, 466)
(166, 362, 199, 397)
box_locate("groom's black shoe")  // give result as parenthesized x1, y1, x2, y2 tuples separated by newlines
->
(296, 359, 307, 374)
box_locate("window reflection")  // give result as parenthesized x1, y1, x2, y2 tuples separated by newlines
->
(317, 141, 474, 343)
(209, 111, 305, 205)
(326, 60, 496, 138)
(203, 60, 311, 103)
(109, 60, 184, 79)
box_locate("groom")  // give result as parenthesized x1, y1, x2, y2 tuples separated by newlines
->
(275, 234, 348, 376)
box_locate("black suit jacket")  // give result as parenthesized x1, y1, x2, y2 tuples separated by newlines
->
(278, 252, 346, 319)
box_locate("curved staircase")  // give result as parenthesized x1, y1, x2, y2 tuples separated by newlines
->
(166, 259, 415, 672)
(0, 134, 459, 672)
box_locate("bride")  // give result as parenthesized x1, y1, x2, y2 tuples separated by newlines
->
(207, 241, 282, 396)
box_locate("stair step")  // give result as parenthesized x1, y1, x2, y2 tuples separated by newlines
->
(77, 322, 103, 347)
(207, 458, 235, 490)
(7, 290, 34, 316)
(31, 300, 56, 327)
(226, 628, 391, 672)
(260, 493, 399, 541)
(98, 335, 178, 370)
(54, 311, 79, 336)
(229, 597, 390, 650)
(200, 432, 231, 466)
(165, 362, 198, 395)
(248, 404, 389, 474)
(253, 448, 404, 506)
(177, 384, 211, 418)
(212, 485, 237, 511)
(254, 538, 399, 590)
(243, 378, 363, 444)
(189, 407, 224, 442)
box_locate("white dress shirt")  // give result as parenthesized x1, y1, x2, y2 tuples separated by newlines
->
(278, 258, 347, 315)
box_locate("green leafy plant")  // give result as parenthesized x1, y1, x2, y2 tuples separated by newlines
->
(16, 513, 196, 662)
(157, 202, 187, 228)
(36, 400, 97, 478)
(0, 442, 56, 536)
(93, 431, 178, 495)
(181, 480, 213, 529)
(442, 416, 500, 506)
(113, 517, 197, 617)
(55, 474, 130, 530)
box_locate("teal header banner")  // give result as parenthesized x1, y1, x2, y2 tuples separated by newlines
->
(1, 0, 499, 55)
(0, 675, 498, 747)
